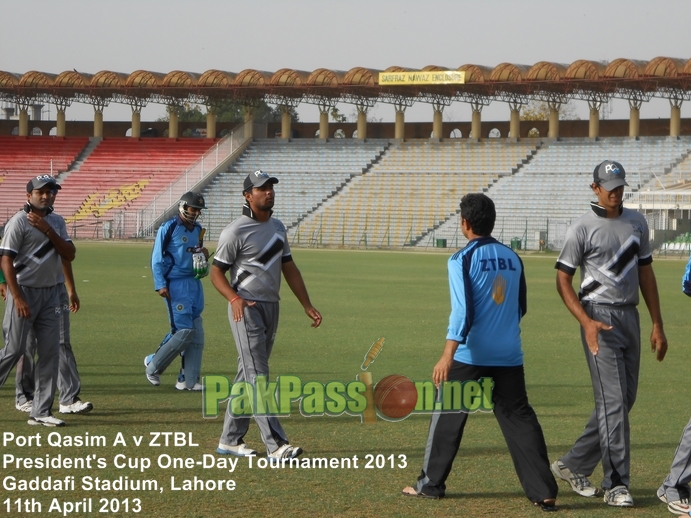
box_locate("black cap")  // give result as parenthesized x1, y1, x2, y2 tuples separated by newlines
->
(243, 170, 278, 193)
(27, 175, 61, 193)
(593, 160, 628, 191)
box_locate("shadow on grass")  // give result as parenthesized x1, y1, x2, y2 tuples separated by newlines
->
(552, 490, 666, 511)
(405, 489, 667, 511)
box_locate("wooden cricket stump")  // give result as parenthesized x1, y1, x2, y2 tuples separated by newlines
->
(358, 372, 377, 424)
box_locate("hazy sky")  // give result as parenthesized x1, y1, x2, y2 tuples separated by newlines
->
(2, 0, 690, 123)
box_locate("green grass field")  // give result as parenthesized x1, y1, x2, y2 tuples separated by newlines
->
(1, 243, 690, 517)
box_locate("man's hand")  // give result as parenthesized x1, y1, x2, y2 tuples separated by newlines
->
(157, 287, 170, 299)
(0, 283, 6, 301)
(230, 297, 255, 322)
(305, 306, 322, 328)
(193, 253, 209, 279)
(68, 291, 80, 313)
(433, 340, 460, 386)
(639, 264, 667, 362)
(26, 212, 51, 234)
(13, 295, 30, 318)
(433, 355, 453, 387)
(651, 324, 668, 362)
(556, 269, 613, 356)
(582, 318, 613, 355)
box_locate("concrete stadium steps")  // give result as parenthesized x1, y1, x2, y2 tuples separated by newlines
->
(293, 171, 507, 248)
(200, 139, 390, 239)
(373, 139, 538, 173)
(646, 140, 691, 190)
(518, 136, 691, 187)
(232, 138, 390, 174)
(293, 140, 538, 248)
(426, 137, 691, 251)
(0, 136, 90, 218)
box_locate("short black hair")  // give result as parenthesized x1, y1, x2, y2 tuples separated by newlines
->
(460, 193, 495, 236)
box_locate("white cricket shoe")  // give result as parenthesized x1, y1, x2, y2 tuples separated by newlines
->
(551, 460, 598, 497)
(146, 373, 160, 386)
(268, 444, 303, 460)
(28, 415, 65, 427)
(144, 355, 160, 386)
(657, 486, 691, 515)
(175, 381, 203, 391)
(667, 498, 691, 515)
(604, 485, 634, 507)
(216, 443, 257, 457)
(15, 400, 33, 413)
(59, 398, 93, 414)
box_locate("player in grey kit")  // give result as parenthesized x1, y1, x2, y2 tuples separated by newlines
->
(655, 256, 691, 516)
(551, 160, 667, 507)
(13, 258, 93, 415)
(12, 185, 92, 415)
(0, 175, 76, 427)
(211, 170, 322, 460)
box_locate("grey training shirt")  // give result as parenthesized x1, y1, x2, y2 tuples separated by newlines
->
(0, 210, 71, 288)
(213, 211, 291, 303)
(556, 204, 652, 306)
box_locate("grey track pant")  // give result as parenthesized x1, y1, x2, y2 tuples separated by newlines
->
(15, 283, 82, 407)
(219, 301, 288, 454)
(659, 418, 691, 502)
(0, 286, 60, 418)
(561, 303, 640, 490)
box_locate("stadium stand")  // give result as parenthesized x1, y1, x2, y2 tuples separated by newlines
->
(294, 140, 538, 247)
(426, 136, 691, 250)
(4, 134, 691, 250)
(200, 139, 390, 239)
(650, 140, 691, 190)
(0, 136, 89, 218)
(50, 138, 218, 236)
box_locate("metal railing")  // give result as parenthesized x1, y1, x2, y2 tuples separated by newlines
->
(288, 215, 574, 252)
(45, 206, 691, 259)
(130, 121, 252, 238)
(625, 190, 691, 209)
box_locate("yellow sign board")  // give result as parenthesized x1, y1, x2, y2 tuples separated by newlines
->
(378, 70, 465, 86)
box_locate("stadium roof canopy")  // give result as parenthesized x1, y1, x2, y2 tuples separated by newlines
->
(1, 57, 690, 109)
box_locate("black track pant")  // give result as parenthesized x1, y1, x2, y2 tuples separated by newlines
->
(415, 361, 558, 503)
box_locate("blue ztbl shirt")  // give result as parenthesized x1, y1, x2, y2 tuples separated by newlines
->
(447, 237, 527, 367)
